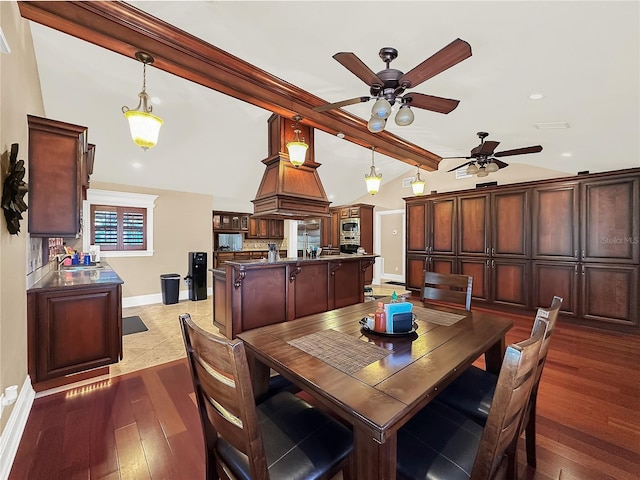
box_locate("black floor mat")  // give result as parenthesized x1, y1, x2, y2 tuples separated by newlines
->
(123, 316, 149, 335)
(384, 281, 406, 286)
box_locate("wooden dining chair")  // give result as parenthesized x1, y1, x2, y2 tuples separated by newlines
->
(179, 314, 353, 480)
(433, 295, 563, 469)
(397, 315, 548, 480)
(422, 271, 473, 310)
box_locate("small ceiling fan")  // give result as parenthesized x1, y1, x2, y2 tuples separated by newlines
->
(313, 39, 472, 132)
(446, 132, 543, 177)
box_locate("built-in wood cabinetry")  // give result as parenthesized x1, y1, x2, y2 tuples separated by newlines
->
(28, 282, 122, 391)
(28, 115, 92, 237)
(406, 169, 640, 332)
(247, 217, 284, 239)
(457, 189, 530, 308)
(319, 204, 374, 282)
(213, 255, 376, 338)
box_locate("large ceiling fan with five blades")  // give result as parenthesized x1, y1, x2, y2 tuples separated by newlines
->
(313, 38, 472, 132)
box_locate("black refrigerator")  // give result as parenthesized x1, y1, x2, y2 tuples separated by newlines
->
(187, 252, 207, 301)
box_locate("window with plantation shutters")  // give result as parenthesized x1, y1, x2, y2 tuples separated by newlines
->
(91, 205, 147, 251)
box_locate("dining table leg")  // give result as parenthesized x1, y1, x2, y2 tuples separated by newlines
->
(354, 427, 397, 480)
(244, 351, 271, 399)
(484, 335, 507, 374)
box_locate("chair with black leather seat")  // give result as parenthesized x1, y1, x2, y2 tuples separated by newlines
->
(433, 295, 563, 469)
(397, 315, 548, 480)
(179, 314, 353, 480)
(422, 271, 473, 311)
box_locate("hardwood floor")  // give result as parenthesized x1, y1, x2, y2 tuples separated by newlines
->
(9, 307, 640, 479)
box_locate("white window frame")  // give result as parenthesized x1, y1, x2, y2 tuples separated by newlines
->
(83, 189, 158, 258)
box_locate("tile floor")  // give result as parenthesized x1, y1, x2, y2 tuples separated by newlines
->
(113, 283, 411, 378)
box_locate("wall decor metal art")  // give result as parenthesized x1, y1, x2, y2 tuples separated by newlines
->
(2, 143, 29, 235)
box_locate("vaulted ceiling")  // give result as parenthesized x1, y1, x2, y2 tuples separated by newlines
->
(23, 1, 639, 209)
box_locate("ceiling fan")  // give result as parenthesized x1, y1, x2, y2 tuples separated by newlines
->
(446, 132, 543, 177)
(313, 39, 472, 132)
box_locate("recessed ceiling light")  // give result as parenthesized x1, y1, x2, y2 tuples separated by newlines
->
(561, 152, 572, 157)
(529, 93, 544, 100)
(132, 162, 142, 169)
(336, 132, 345, 139)
(150, 96, 161, 104)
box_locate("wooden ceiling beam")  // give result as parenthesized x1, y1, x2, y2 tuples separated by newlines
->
(18, 1, 441, 170)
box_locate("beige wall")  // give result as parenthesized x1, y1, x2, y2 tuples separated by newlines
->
(379, 213, 404, 278)
(91, 182, 213, 299)
(0, 1, 45, 431)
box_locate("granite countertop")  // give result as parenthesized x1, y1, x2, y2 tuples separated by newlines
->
(224, 253, 378, 267)
(28, 262, 124, 292)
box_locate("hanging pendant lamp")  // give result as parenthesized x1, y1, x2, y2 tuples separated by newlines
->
(122, 52, 163, 151)
(364, 147, 383, 195)
(411, 166, 426, 195)
(286, 115, 309, 167)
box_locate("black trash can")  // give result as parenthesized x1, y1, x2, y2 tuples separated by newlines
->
(160, 273, 180, 305)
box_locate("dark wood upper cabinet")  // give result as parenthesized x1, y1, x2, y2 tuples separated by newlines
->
(458, 189, 529, 258)
(491, 190, 530, 257)
(581, 176, 639, 263)
(28, 115, 88, 237)
(458, 194, 490, 256)
(406, 202, 427, 252)
(406, 196, 456, 255)
(532, 182, 580, 260)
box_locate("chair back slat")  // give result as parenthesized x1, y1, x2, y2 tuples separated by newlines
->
(471, 316, 549, 480)
(179, 314, 269, 478)
(422, 271, 473, 310)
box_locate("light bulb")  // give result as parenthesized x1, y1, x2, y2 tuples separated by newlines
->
(367, 116, 386, 133)
(371, 98, 392, 119)
(395, 105, 414, 126)
(466, 163, 479, 175)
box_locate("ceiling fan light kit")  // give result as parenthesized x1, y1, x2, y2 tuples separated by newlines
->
(367, 116, 386, 133)
(394, 104, 415, 126)
(122, 51, 163, 150)
(314, 39, 472, 134)
(286, 115, 309, 167)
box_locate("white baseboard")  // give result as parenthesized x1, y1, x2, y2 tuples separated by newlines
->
(381, 273, 405, 283)
(122, 287, 213, 308)
(0, 376, 35, 480)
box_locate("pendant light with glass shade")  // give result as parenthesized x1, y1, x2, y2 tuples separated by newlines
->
(122, 52, 163, 150)
(364, 147, 383, 195)
(285, 115, 309, 167)
(410, 166, 426, 195)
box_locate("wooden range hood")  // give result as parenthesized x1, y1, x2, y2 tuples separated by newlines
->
(252, 115, 330, 219)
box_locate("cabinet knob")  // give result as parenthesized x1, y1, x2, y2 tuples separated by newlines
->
(491, 260, 495, 268)
(574, 264, 578, 274)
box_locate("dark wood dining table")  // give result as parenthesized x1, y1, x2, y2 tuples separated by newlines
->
(237, 299, 513, 480)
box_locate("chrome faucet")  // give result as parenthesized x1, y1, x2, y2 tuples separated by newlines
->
(56, 254, 73, 270)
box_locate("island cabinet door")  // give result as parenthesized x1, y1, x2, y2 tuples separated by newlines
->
(329, 260, 362, 309)
(289, 263, 329, 319)
(35, 285, 121, 382)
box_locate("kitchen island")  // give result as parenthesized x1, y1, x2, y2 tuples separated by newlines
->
(27, 263, 124, 391)
(212, 254, 377, 338)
